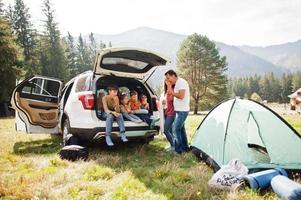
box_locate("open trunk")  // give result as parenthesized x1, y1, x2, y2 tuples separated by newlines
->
(93, 48, 168, 80)
(95, 76, 157, 122)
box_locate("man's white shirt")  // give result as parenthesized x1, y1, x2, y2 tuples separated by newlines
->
(174, 77, 190, 112)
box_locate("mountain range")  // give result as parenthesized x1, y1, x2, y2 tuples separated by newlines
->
(86, 26, 301, 77)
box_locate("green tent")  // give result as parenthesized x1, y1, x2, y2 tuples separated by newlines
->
(191, 98, 301, 172)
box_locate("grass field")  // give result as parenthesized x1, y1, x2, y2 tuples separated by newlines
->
(0, 114, 299, 200)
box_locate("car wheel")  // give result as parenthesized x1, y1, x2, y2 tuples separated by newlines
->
(62, 118, 78, 147)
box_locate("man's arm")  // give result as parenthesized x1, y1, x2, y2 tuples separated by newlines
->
(169, 89, 185, 100)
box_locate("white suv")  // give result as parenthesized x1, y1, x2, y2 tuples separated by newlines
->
(11, 48, 168, 145)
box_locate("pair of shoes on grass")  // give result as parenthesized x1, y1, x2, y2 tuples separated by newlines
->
(105, 132, 128, 146)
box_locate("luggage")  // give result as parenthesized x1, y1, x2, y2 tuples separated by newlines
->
(59, 145, 89, 161)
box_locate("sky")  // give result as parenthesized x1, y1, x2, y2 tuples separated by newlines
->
(3, 0, 301, 46)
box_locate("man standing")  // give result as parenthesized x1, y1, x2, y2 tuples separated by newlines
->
(165, 70, 190, 154)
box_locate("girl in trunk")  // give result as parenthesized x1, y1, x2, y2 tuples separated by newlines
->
(129, 90, 159, 128)
(120, 93, 143, 123)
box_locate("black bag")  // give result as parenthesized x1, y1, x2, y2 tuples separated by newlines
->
(59, 145, 89, 161)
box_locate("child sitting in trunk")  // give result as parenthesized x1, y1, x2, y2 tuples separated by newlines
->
(129, 90, 148, 114)
(140, 94, 150, 110)
(120, 93, 143, 123)
(129, 90, 159, 128)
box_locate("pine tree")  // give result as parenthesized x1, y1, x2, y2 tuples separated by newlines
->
(177, 33, 228, 114)
(0, 15, 22, 103)
(99, 40, 106, 49)
(11, 0, 39, 77)
(65, 32, 78, 78)
(280, 73, 293, 103)
(269, 73, 281, 102)
(108, 41, 112, 47)
(5, 4, 14, 25)
(76, 34, 91, 72)
(88, 32, 97, 65)
(247, 75, 260, 97)
(292, 71, 301, 91)
(40, 0, 67, 80)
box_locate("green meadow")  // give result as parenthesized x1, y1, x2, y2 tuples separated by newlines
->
(0, 114, 299, 200)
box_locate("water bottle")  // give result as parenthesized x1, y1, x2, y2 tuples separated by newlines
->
(242, 168, 288, 190)
(271, 175, 301, 200)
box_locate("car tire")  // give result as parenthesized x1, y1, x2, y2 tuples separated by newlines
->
(62, 118, 78, 147)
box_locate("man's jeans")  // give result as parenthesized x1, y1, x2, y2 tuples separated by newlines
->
(173, 111, 189, 153)
(102, 112, 126, 136)
(164, 115, 175, 148)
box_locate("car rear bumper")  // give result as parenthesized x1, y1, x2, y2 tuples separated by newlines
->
(70, 126, 160, 141)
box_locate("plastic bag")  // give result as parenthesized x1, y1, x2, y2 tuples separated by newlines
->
(208, 159, 248, 190)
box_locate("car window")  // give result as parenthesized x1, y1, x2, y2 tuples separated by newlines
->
(75, 75, 91, 92)
(102, 57, 148, 70)
(42, 79, 60, 96)
(21, 78, 60, 97)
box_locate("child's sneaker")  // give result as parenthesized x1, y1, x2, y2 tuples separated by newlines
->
(120, 132, 128, 142)
(150, 118, 160, 129)
(105, 136, 114, 146)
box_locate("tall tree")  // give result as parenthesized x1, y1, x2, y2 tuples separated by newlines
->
(88, 32, 97, 65)
(247, 75, 260, 97)
(40, 0, 67, 80)
(232, 77, 248, 98)
(0, 15, 22, 114)
(5, 4, 14, 24)
(65, 32, 78, 78)
(77, 34, 90, 72)
(260, 74, 272, 101)
(11, 0, 39, 76)
(177, 33, 228, 114)
(266, 72, 281, 102)
(280, 73, 293, 103)
(292, 71, 301, 91)
(99, 40, 106, 49)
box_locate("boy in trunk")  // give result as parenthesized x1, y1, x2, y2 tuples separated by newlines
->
(102, 85, 128, 146)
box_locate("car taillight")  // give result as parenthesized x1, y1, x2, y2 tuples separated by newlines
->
(78, 94, 95, 110)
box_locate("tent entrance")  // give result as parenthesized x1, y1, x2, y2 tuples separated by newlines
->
(247, 112, 271, 163)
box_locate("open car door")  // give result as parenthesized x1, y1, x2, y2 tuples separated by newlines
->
(93, 47, 169, 79)
(10, 76, 63, 134)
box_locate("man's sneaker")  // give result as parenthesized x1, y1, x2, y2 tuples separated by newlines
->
(165, 146, 175, 152)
